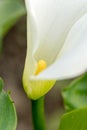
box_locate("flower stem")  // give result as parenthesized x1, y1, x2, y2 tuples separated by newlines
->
(31, 96, 46, 130)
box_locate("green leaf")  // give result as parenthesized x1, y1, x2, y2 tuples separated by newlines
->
(59, 107, 87, 130)
(0, 78, 4, 91)
(62, 73, 87, 111)
(0, 0, 26, 52)
(0, 0, 26, 36)
(0, 78, 17, 130)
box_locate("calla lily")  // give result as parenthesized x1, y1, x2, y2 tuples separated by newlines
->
(23, 0, 87, 100)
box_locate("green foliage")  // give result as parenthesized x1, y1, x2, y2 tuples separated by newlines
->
(0, 78, 17, 130)
(0, 0, 26, 51)
(62, 73, 87, 111)
(59, 107, 87, 130)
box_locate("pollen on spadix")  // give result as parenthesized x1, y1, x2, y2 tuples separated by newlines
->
(35, 60, 47, 75)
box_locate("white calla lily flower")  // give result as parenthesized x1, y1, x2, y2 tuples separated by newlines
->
(23, 0, 87, 100)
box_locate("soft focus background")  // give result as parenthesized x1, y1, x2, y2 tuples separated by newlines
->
(0, 1, 72, 130)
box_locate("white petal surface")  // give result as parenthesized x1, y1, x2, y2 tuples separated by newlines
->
(25, 0, 87, 65)
(32, 14, 87, 80)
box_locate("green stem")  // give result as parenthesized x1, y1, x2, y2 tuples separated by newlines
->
(31, 96, 46, 130)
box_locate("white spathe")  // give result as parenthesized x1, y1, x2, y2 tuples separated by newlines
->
(23, 0, 87, 99)
(34, 13, 87, 80)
